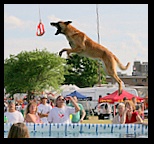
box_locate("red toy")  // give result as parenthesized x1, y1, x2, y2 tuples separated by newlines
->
(36, 21, 45, 36)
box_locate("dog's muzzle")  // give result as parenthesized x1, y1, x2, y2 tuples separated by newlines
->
(50, 22, 57, 26)
(50, 22, 61, 35)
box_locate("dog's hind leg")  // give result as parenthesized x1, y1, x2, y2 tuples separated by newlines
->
(111, 73, 123, 95)
(102, 57, 123, 95)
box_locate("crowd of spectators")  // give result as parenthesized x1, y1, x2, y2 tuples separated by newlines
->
(4, 94, 147, 125)
(4, 93, 85, 124)
(4, 93, 148, 138)
(112, 96, 147, 124)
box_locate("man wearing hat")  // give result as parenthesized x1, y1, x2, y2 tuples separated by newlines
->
(4, 100, 24, 123)
(37, 94, 52, 123)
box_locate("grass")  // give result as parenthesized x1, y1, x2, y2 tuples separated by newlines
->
(82, 116, 148, 124)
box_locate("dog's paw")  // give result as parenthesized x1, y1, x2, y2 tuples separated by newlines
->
(118, 90, 122, 96)
(59, 51, 62, 57)
(67, 55, 73, 59)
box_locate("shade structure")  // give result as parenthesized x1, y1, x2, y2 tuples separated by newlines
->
(99, 90, 144, 104)
(65, 91, 87, 100)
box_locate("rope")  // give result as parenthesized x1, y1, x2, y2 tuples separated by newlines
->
(36, 4, 45, 36)
(38, 4, 41, 22)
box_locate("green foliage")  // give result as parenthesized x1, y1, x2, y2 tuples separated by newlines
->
(4, 48, 67, 97)
(64, 54, 107, 88)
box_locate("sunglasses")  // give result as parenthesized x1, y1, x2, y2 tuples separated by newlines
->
(8, 100, 15, 104)
(58, 98, 65, 101)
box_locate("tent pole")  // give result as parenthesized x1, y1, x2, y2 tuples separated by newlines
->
(114, 104, 116, 117)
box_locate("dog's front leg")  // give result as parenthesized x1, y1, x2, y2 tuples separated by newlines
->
(59, 48, 71, 57)
(66, 47, 84, 57)
(59, 47, 84, 58)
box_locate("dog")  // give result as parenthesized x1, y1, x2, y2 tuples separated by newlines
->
(50, 21, 130, 95)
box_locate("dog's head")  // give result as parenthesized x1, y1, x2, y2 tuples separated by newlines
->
(50, 21, 72, 35)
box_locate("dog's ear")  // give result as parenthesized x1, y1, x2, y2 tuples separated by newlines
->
(64, 21, 72, 25)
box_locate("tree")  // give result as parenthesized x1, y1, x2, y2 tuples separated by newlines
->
(4, 48, 67, 101)
(64, 54, 107, 88)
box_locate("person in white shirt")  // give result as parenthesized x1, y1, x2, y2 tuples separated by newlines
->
(4, 100, 24, 123)
(37, 94, 52, 123)
(47, 95, 80, 124)
(112, 103, 126, 124)
(4, 102, 7, 112)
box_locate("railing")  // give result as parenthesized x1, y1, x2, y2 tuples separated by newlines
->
(4, 123, 148, 135)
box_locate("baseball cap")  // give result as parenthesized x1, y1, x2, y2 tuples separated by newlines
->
(40, 94, 48, 99)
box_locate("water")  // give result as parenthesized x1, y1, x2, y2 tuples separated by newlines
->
(4, 123, 148, 138)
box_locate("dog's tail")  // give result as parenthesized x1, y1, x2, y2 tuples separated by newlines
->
(114, 55, 130, 70)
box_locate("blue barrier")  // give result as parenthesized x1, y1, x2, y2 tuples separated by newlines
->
(4, 123, 148, 137)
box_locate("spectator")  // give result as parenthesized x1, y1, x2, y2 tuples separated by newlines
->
(4, 102, 7, 112)
(136, 105, 144, 120)
(24, 102, 42, 123)
(122, 100, 143, 124)
(47, 98, 50, 104)
(47, 95, 80, 123)
(140, 102, 145, 111)
(101, 103, 112, 115)
(20, 102, 25, 117)
(15, 102, 22, 112)
(23, 99, 28, 105)
(4, 100, 24, 123)
(37, 94, 52, 123)
(132, 97, 138, 110)
(50, 99, 55, 108)
(29, 99, 34, 103)
(123, 97, 128, 104)
(67, 96, 86, 123)
(98, 95, 102, 103)
(112, 103, 125, 124)
(8, 122, 30, 138)
(37, 98, 41, 106)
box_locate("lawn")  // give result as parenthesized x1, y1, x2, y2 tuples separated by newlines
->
(82, 116, 148, 124)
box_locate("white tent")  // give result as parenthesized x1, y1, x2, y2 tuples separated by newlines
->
(60, 84, 80, 92)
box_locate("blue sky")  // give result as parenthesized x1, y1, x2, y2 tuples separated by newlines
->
(4, 4, 148, 75)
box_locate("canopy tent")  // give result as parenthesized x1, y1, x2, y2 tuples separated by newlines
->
(65, 91, 87, 100)
(60, 84, 80, 92)
(99, 90, 144, 104)
(99, 90, 144, 117)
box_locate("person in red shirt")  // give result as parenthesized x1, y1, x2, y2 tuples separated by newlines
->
(122, 100, 143, 124)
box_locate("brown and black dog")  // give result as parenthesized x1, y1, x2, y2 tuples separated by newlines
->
(50, 21, 130, 95)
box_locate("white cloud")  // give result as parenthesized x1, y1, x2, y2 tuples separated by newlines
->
(4, 13, 23, 29)
(4, 13, 36, 31)
(47, 15, 62, 22)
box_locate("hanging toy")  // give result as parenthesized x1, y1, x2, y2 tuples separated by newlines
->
(36, 4, 45, 36)
(36, 21, 45, 36)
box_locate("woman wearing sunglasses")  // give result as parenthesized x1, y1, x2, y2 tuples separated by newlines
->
(47, 95, 80, 123)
